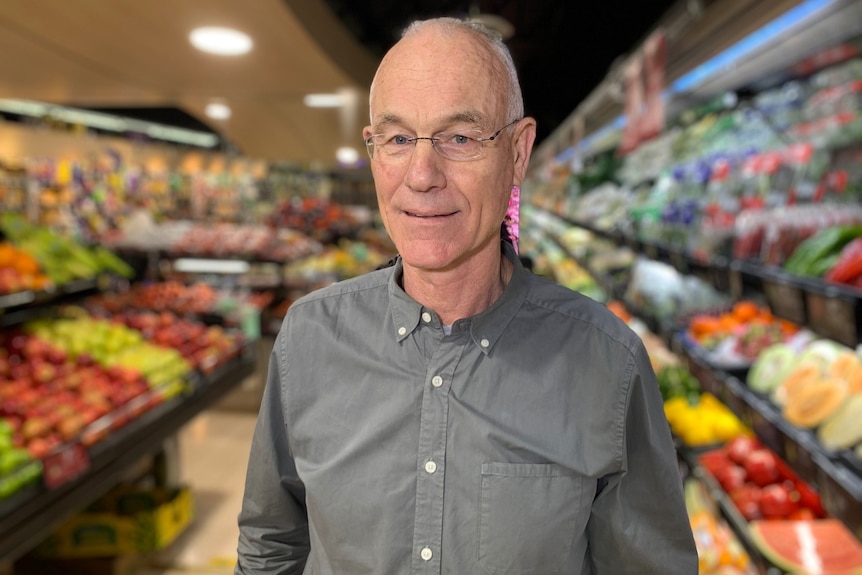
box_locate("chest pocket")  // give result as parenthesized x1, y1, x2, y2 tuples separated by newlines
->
(478, 462, 590, 575)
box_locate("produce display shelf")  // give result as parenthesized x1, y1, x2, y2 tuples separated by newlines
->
(554, 213, 862, 347)
(557, 215, 732, 288)
(114, 246, 319, 268)
(678, 336, 862, 540)
(529, 210, 862, 546)
(543, 233, 628, 302)
(0, 350, 256, 563)
(678, 450, 783, 575)
(0, 279, 100, 329)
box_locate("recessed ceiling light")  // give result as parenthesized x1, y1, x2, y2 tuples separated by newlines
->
(336, 146, 359, 165)
(205, 102, 232, 120)
(304, 93, 345, 108)
(190, 27, 253, 56)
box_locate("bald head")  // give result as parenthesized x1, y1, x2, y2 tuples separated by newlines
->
(369, 18, 524, 124)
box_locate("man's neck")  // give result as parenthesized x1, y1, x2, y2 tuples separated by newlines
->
(402, 252, 513, 327)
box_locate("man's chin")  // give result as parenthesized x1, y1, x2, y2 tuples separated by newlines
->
(398, 245, 457, 273)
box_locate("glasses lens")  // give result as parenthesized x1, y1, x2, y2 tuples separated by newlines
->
(366, 130, 494, 163)
(368, 135, 413, 162)
(435, 133, 482, 161)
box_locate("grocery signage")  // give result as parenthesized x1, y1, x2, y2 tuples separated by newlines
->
(620, 30, 667, 154)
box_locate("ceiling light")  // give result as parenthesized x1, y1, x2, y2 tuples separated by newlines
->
(336, 146, 359, 165)
(304, 93, 345, 108)
(189, 27, 253, 56)
(205, 102, 232, 120)
(0, 99, 219, 148)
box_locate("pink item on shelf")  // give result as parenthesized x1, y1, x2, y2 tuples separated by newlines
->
(505, 185, 520, 253)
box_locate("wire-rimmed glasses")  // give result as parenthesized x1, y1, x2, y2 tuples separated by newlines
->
(365, 119, 520, 163)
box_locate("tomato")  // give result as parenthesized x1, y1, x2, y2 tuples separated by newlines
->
(744, 449, 780, 487)
(793, 479, 827, 518)
(699, 450, 731, 477)
(726, 435, 758, 466)
(788, 507, 816, 521)
(714, 464, 747, 493)
(730, 484, 763, 521)
(760, 483, 799, 519)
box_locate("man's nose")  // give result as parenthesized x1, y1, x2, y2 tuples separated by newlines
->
(403, 139, 445, 191)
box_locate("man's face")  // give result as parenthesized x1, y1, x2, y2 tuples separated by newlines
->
(365, 29, 533, 274)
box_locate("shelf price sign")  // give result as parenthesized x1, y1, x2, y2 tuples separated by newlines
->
(619, 29, 667, 154)
(43, 443, 91, 489)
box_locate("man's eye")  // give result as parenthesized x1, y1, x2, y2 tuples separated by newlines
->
(447, 134, 474, 145)
(391, 135, 412, 145)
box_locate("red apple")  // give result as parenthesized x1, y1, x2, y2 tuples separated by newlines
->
(46, 347, 68, 365)
(21, 416, 50, 440)
(23, 338, 49, 360)
(27, 437, 51, 459)
(31, 362, 57, 384)
(56, 414, 85, 440)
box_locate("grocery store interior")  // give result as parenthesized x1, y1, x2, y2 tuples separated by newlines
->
(2, 0, 862, 573)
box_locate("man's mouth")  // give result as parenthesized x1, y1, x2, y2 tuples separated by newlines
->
(405, 211, 456, 218)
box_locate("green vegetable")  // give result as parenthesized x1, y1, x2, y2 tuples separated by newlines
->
(807, 252, 842, 278)
(784, 226, 862, 277)
(657, 365, 701, 402)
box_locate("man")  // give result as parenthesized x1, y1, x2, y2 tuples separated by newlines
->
(236, 17, 697, 574)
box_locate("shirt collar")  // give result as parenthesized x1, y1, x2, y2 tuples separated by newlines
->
(388, 258, 422, 342)
(387, 240, 529, 353)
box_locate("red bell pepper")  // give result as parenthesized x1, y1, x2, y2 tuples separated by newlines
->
(825, 237, 862, 284)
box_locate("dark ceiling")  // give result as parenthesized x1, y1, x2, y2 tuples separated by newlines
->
(321, 0, 679, 147)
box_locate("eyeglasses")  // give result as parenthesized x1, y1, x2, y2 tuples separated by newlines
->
(365, 119, 521, 163)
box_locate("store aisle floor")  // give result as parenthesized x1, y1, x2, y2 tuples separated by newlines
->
(139, 408, 258, 575)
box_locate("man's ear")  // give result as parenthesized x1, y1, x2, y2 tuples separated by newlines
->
(511, 118, 537, 186)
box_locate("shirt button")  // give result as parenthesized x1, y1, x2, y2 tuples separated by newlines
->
(422, 312, 432, 323)
(431, 375, 443, 388)
(420, 547, 433, 561)
(480, 338, 490, 348)
(398, 326, 407, 336)
(424, 460, 437, 474)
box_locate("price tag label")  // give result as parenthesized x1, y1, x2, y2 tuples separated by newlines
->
(43, 443, 90, 489)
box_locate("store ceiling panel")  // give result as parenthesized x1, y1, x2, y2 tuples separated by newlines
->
(0, 0, 373, 166)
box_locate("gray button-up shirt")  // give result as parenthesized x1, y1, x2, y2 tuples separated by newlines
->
(236, 241, 697, 574)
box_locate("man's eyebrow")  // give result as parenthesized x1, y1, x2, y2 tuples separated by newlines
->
(446, 111, 485, 126)
(377, 114, 399, 125)
(372, 111, 488, 130)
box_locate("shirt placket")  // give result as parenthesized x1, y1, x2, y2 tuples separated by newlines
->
(411, 327, 465, 574)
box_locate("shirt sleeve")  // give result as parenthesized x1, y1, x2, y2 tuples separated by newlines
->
(587, 340, 698, 574)
(235, 332, 310, 575)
